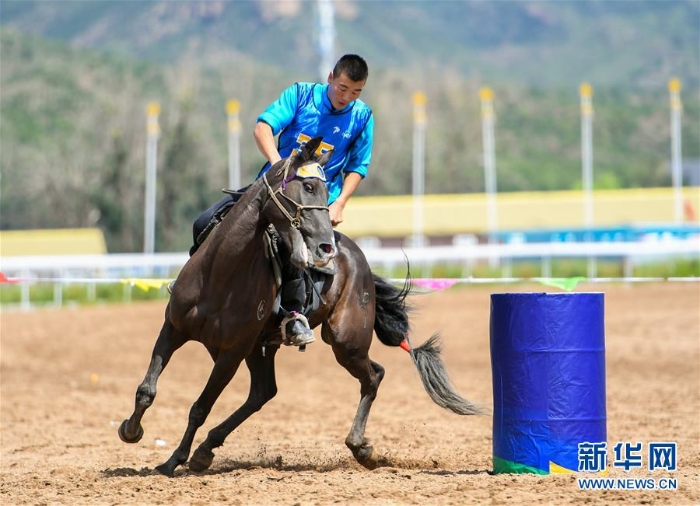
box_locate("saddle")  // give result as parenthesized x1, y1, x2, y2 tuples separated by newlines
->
(194, 188, 244, 247)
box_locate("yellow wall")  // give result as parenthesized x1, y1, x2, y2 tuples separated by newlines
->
(339, 187, 700, 238)
(1, 188, 698, 256)
(0, 228, 108, 257)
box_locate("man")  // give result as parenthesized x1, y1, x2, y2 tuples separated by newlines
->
(188, 54, 374, 346)
(254, 54, 373, 227)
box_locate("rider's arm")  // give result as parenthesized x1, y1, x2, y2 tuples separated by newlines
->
(254, 121, 282, 166)
(255, 83, 300, 166)
(334, 173, 363, 209)
(344, 113, 373, 180)
(330, 115, 374, 225)
(329, 172, 362, 226)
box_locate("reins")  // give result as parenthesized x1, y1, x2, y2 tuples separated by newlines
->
(262, 159, 329, 229)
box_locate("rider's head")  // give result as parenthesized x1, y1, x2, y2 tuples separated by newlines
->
(327, 54, 368, 111)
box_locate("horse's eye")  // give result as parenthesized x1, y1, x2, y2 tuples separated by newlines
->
(304, 182, 314, 193)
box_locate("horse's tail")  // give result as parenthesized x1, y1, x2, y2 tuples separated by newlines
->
(372, 273, 412, 347)
(372, 274, 483, 416)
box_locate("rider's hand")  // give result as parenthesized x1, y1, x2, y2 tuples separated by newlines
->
(329, 201, 345, 227)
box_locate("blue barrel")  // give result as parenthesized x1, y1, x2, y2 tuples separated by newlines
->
(490, 292, 607, 474)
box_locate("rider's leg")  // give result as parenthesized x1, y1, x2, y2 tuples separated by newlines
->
(280, 267, 314, 346)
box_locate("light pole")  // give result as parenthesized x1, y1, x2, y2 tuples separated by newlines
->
(579, 82, 595, 278)
(411, 91, 427, 247)
(227, 100, 241, 191)
(480, 87, 498, 248)
(317, 0, 335, 81)
(144, 102, 160, 255)
(668, 78, 683, 224)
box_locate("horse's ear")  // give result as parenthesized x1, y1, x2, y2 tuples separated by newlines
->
(296, 136, 323, 163)
(318, 148, 334, 167)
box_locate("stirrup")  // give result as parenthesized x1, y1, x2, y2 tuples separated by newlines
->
(280, 312, 315, 347)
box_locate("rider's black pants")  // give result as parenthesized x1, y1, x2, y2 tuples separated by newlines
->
(278, 248, 305, 315)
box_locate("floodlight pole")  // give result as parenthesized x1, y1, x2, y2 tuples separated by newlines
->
(580, 83, 595, 278)
(227, 100, 242, 191)
(317, 0, 335, 81)
(144, 102, 160, 255)
(411, 91, 427, 247)
(669, 78, 683, 224)
(480, 87, 498, 252)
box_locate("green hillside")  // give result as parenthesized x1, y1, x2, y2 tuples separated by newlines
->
(2, 0, 698, 88)
(1, 2, 699, 253)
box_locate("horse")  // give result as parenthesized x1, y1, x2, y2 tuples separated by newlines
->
(118, 137, 481, 477)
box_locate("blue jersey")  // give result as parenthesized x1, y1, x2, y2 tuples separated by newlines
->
(256, 82, 374, 204)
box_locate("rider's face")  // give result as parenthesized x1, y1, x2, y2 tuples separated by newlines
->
(327, 72, 366, 110)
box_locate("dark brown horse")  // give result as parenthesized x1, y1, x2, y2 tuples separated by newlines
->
(118, 137, 480, 477)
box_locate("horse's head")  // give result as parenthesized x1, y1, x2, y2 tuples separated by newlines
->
(262, 137, 337, 270)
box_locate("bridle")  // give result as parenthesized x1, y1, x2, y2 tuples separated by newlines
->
(262, 159, 330, 229)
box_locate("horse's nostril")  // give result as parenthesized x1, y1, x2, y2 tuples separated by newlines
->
(320, 243, 335, 255)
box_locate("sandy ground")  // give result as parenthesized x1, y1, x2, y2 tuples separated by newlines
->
(1, 282, 698, 505)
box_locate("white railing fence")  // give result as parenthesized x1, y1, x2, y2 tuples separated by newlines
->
(1, 238, 698, 309)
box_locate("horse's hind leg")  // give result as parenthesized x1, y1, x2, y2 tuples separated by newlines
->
(155, 348, 245, 477)
(346, 360, 385, 469)
(119, 321, 185, 444)
(189, 344, 279, 473)
(325, 325, 385, 470)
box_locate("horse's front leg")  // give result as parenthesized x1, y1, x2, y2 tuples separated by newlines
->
(324, 324, 385, 470)
(155, 347, 245, 477)
(189, 343, 280, 473)
(119, 321, 185, 444)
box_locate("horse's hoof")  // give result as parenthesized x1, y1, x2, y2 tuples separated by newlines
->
(354, 445, 379, 470)
(358, 452, 379, 470)
(154, 463, 175, 478)
(118, 420, 144, 444)
(189, 447, 215, 473)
